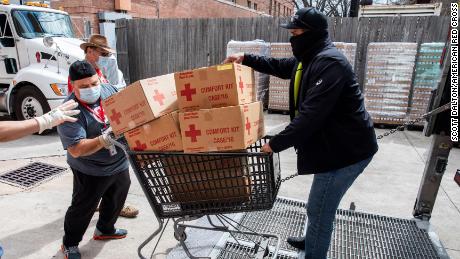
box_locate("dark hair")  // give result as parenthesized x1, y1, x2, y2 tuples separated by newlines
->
(69, 60, 97, 81)
(84, 46, 97, 54)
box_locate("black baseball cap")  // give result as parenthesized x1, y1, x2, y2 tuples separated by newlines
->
(280, 7, 328, 30)
(69, 60, 97, 81)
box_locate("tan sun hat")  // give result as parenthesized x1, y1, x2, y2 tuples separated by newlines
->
(80, 34, 114, 53)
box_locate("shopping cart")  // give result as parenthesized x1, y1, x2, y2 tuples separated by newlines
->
(112, 136, 282, 259)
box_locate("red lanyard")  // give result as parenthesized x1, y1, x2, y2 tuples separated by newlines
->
(96, 68, 109, 83)
(79, 99, 107, 128)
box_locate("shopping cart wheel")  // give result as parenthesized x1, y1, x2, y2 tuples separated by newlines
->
(174, 226, 187, 241)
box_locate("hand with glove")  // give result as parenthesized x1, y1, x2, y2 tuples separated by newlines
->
(35, 100, 81, 134)
(98, 126, 114, 149)
(0, 100, 80, 142)
(222, 52, 245, 64)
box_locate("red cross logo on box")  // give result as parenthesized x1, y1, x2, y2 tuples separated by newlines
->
(245, 117, 251, 135)
(180, 83, 197, 101)
(185, 124, 201, 143)
(239, 76, 244, 94)
(109, 109, 122, 125)
(133, 140, 147, 151)
(153, 89, 165, 106)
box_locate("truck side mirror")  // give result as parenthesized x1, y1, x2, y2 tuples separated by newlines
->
(43, 36, 54, 48)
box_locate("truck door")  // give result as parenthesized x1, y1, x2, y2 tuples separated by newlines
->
(0, 12, 18, 86)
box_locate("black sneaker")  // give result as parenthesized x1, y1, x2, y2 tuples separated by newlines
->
(61, 244, 81, 259)
(287, 236, 306, 250)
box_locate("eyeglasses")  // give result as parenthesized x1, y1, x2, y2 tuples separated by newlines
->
(290, 15, 314, 30)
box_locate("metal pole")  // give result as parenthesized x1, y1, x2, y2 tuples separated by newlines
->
(413, 133, 453, 220)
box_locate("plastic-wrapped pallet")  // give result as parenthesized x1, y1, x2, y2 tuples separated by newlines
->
(226, 40, 270, 108)
(268, 43, 291, 112)
(409, 42, 444, 126)
(364, 42, 417, 125)
(268, 42, 359, 112)
(335, 42, 357, 71)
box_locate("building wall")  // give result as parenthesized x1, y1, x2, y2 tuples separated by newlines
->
(51, 0, 277, 38)
(432, 0, 456, 16)
(231, 0, 295, 16)
(156, 0, 262, 18)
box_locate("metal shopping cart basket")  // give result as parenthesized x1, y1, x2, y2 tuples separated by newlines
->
(112, 136, 282, 259)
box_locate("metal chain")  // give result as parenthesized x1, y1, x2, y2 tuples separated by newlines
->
(280, 172, 299, 183)
(377, 102, 451, 140)
(279, 102, 452, 183)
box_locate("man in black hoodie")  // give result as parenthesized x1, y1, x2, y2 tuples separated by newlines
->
(224, 7, 378, 259)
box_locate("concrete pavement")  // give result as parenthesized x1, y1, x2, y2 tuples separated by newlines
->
(0, 113, 459, 259)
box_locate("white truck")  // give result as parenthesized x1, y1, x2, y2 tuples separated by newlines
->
(0, 2, 85, 121)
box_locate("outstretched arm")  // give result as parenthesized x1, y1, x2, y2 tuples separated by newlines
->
(0, 100, 80, 142)
(223, 53, 296, 79)
(0, 119, 40, 142)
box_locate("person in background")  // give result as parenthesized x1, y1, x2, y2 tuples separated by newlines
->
(0, 100, 79, 142)
(68, 35, 109, 94)
(68, 34, 126, 93)
(58, 61, 130, 259)
(69, 34, 138, 218)
(224, 7, 378, 259)
(99, 53, 127, 89)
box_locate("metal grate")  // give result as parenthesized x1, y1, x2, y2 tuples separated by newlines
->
(216, 197, 442, 259)
(216, 241, 297, 259)
(330, 209, 441, 259)
(233, 197, 306, 252)
(0, 162, 67, 189)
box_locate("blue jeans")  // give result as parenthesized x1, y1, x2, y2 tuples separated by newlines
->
(299, 157, 373, 259)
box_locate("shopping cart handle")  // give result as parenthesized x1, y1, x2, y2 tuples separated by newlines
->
(107, 134, 129, 153)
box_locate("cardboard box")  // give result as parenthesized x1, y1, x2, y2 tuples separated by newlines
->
(103, 73, 177, 135)
(179, 101, 264, 153)
(160, 155, 251, 203)
(226, 40, 271, 107)
(125, 112, 182, 151)
(174, 63, 256, 112)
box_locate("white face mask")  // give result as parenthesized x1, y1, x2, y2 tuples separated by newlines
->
(78, 84, 101, 104)
(97, 55, 119, 84)
(96, 56, 112, 71)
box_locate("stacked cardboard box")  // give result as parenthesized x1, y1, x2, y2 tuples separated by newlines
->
(268, 43, 292, 112)
(103, 73, 182, 151)
(174, 63, 264, 153)
(268, 42, 358, 112)
(104, 63, 264, 203)
(408, 42, 444, 126)
(227, 40, 271, 108)
(364, 42, 417, 125)
(172, 63, 264, 202)
(335, 42, 357, 71)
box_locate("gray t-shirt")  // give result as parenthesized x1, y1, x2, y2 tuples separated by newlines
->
(57, 84, 128, 176)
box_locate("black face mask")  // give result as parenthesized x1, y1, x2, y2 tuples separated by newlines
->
(290, 30, 328, 61)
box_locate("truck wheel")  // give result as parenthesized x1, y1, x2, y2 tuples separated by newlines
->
(13, 86, 51, 132)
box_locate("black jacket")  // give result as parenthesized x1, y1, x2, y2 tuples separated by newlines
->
(243, 39, 378, 174)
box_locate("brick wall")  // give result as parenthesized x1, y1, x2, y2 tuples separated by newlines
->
(51, 0, 275, 38)
(51, 0, 295, 38)
(156, 0, 261, 18)
(232, 0, 295, 16)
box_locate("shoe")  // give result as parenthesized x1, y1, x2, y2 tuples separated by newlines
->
(61, 244, 81, 259)
(93, 228, 128, 240)
(119, 205, 139, 218)
(287, 236, 306, 250)
(95, 205, 138, 218)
